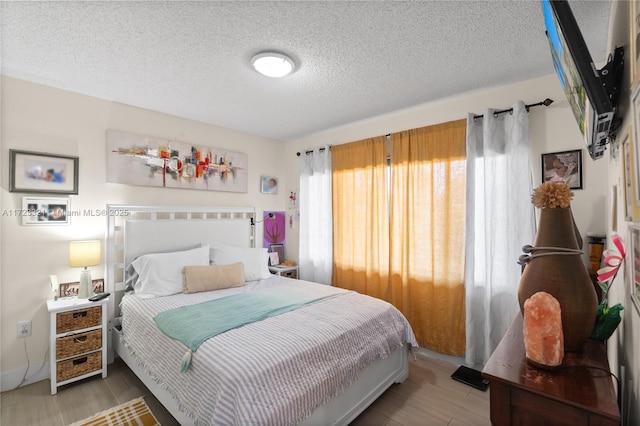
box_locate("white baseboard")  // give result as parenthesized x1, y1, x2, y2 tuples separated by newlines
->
(1, 361, 49, 392)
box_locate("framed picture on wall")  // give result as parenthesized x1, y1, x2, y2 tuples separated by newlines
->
(9, 150, 79, 194)
(631, 1, 640, 88)
(623, 127, 635, 222)
(261, 176, 278, 194)
(21, 196, 70, 226)
(628, 225, 640, 315)
(541, 149, 583, 189)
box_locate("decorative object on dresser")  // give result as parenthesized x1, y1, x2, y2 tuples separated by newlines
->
(591, 233, 625, 341)
(517, 182, 597, 352)
(9, 149, 79, 194)
(522, 291, 563, 368)
(47, 297, 108, 395)
(69, 240, 101, 298)
(482, 314, 620, 426)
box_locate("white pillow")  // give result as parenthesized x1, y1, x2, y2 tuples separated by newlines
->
(206, 243, 272, 281)
(131, 245, 210, 298)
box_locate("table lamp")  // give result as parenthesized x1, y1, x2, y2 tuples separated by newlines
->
(69, 240, 101, 298)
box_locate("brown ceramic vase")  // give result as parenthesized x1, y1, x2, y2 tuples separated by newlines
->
(517, 207, 597, 352)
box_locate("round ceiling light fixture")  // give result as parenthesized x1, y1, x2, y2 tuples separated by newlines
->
(251, 52, 295, 78)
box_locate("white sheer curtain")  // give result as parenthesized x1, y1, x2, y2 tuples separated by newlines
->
(299, 146, 333, 284)
(464, 101, 535, 367)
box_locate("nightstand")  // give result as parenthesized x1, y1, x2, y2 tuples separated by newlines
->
(269, 265, 299, 279)
(47, 297, 108, 395)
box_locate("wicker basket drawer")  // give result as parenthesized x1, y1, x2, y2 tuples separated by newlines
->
(56, 306, 101, 334)
(282, 270, 298, 279)
(56, 351, 102, 382)
(56, 329, 102, 359)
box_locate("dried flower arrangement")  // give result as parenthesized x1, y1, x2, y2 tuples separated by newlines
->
(532, 181, 574, 209)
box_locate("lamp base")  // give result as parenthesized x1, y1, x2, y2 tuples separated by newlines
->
(78, 268, 93, 299)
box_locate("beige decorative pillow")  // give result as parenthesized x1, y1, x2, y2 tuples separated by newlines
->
(182, 263, 245, 293)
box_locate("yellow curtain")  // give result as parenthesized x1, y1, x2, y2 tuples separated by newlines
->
(331, 137, 389, 299)
(390, 120, 467, 355)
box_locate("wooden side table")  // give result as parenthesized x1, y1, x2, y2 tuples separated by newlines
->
(47, 297, 108, 394)
(482, 314, 619, 425)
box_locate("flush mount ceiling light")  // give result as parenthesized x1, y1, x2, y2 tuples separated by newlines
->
(251, 52, 295, 78)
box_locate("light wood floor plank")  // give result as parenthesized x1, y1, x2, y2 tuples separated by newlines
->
(1, 355, 490, 425)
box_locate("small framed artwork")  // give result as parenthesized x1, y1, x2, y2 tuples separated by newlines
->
(632, 85, 640, 206)
(628, 225, 640, 315)
(21, 197, 70, 225)
(269, 244, 285, 265)
(59, 279, 104, 298)
(541, 149, 583, 189)
(611, 185, 617, 232)
(631, 1, 640, 88)
(623, 128, 635, 222)
(261, 176, 278, 194)
(9, 150, 79, 194)
(269, 251, 280, 266)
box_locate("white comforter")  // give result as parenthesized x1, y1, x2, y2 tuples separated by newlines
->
(120, 276, 417, 425)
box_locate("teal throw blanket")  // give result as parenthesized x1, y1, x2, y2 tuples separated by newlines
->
(154, 284, 345, 371)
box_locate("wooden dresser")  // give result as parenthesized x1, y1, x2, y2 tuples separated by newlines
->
(482, 314, 620, 425)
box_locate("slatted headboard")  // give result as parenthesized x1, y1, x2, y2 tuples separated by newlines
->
(104, 204, 256, 360)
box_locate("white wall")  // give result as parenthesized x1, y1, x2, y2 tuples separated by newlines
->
(0, 76, 288, 389)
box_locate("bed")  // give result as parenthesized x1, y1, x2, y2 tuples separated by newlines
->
(106, 205, 417, 425)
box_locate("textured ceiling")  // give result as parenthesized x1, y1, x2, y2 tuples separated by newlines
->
(1, 1, 612, 141)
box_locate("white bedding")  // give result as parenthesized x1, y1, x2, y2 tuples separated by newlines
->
(120, 276, 417, 425)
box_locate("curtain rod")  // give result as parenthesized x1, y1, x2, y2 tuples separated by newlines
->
(297, 98, 553, 155)
(296, 146, 331, 156)
(473, 98, 554, 120)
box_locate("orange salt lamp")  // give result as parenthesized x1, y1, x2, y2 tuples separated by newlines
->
(523, 291, 564, 368)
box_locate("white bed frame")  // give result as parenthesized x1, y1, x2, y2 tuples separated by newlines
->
(105, 204, 409, 425)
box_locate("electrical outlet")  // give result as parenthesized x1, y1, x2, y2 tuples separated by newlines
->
(17, 321, 31, 338)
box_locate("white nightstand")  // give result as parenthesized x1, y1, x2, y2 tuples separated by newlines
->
(269, 265, 299, 279)
(47, 297, 108, 395)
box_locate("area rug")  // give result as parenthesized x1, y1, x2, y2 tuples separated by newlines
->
(450, 365, 490, 391)
(68, 397, 160, 426)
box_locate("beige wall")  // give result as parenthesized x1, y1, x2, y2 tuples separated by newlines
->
(0, 76, 288, 389)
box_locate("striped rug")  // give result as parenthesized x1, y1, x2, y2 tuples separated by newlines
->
(69, 397, 160, 426)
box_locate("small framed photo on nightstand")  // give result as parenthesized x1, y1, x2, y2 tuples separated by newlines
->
(269, 251, 280, 266)
(269, 244, 284, 265)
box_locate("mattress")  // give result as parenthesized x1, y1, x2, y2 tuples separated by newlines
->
(120, 276, 417, 425)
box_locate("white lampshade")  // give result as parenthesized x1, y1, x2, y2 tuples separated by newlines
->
(69, 240, 101, 268)
(251, 52, 295, 78)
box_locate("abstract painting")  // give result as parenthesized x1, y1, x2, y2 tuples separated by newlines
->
(106, 130, 248, 192)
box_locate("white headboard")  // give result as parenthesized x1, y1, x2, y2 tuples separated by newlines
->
(105, 204, 256, 360)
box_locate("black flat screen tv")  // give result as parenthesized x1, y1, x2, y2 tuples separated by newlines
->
(542, 0, 614, 160)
